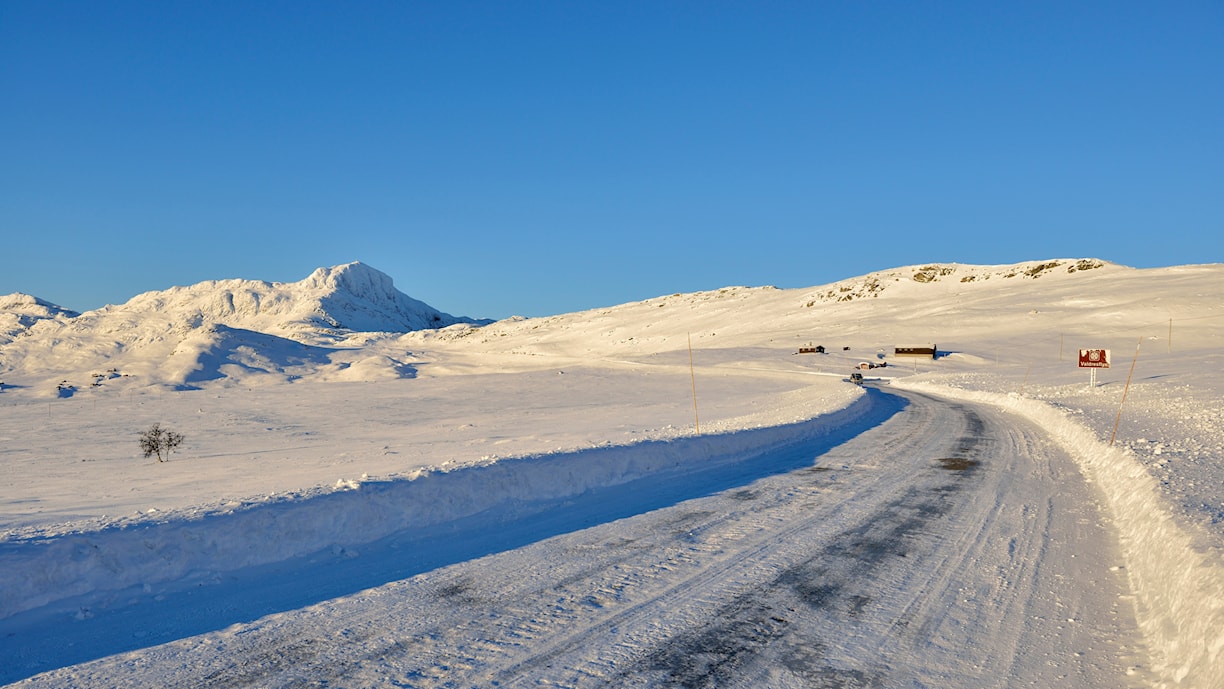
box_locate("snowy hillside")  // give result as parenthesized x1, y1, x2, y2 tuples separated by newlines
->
(0, 293, 78, 345)
(2, 257, 1223, 688)
(105, 262, 482, 339)
(0, 262, 488, 390)
(426, 258, 1217, 365)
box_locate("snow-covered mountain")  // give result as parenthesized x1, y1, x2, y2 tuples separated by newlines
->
(0, 262, 488, 389)
(0, 293, 79, 345)
(3, 257, 1220, 393)
(110, 262, 486, 339)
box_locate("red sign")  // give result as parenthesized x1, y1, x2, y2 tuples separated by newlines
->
(1078, 349, 1111, 368)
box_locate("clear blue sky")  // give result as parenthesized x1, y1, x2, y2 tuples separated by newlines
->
(3, 2, 1221, 320)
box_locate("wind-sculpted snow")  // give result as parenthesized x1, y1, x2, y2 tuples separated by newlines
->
(306, 263, 469, 333)
(0, 293, 79, 344)
(0, 394, 879, 624)
(166, 325, 357, 386)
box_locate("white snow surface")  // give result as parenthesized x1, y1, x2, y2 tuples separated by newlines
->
(0, 261, 487, 391)
(0, 294, 79, 346)
(1, 258, 1222, 687)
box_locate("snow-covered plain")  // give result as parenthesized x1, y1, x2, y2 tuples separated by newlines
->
(1, 259, 1221, 687)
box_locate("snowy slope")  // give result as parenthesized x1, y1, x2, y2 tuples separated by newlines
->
(0, 294, 78, 345)
(0, 262, 487, 390)
(1, 257, 1223, 687)
(103, 261, 481, 339)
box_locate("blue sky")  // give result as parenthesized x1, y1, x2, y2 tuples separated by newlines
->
(3, 2, 1221, 320)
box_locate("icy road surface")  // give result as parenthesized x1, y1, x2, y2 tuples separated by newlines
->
(9, 387, 1147, 688)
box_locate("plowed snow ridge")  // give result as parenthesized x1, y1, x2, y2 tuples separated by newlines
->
(1, 396, 879, 621)
(896, 380, 1224, 689)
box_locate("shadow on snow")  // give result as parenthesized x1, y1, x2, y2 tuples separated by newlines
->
(0, 388, 906, 683)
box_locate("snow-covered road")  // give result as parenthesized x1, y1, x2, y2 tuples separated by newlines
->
(6, 387, 1148, 688)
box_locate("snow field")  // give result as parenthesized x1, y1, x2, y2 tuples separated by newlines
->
(0, 390, 876, 622)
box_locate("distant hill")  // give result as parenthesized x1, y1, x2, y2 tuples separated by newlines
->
(0, 293, 79, 345)
(97, 261, 489, 341)
(4, 257, 1219, 394)
(0, 262, 489, 389)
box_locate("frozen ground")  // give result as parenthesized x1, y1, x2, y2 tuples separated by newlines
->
(1, 259, 1221, 687)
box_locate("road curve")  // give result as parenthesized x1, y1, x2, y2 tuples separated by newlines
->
(17, 387, 1149, 688)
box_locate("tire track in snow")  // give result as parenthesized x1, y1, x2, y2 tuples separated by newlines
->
(473, 391, 1142, 688)
(596, 399, 991, 688)
(15, 388, 1147, 688)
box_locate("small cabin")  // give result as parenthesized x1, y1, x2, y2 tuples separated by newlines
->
(797, 344, 825, 354)
(894, 344, 937, 359)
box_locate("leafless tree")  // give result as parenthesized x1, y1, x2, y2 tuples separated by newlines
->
(140, 423, 184, 462)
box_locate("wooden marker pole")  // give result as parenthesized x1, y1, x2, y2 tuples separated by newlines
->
(1110, 337, 1142, 446)
(688, 333, 700, 435)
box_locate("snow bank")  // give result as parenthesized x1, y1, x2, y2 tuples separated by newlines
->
(895, 380, 1224, 689)
(0, 393, 879, 622)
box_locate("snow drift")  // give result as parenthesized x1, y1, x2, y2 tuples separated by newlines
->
(0, 393, 882, 621)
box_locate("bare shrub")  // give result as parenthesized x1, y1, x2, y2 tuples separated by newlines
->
(140, 423, 184, 462)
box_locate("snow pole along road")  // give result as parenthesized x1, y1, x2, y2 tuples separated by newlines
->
(12, 386, 1151, 688)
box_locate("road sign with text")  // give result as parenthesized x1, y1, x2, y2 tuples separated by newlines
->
(1078, 349, 1111, 368)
